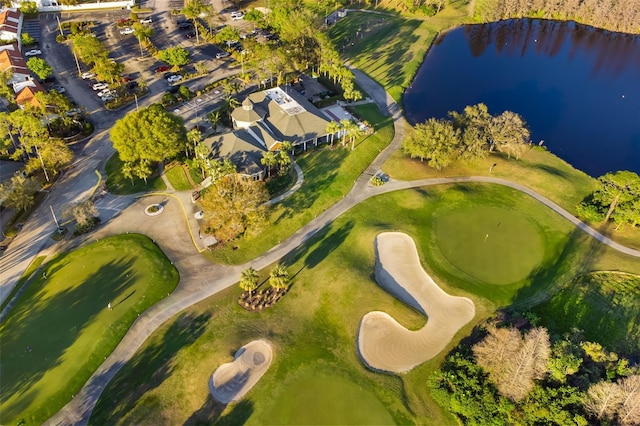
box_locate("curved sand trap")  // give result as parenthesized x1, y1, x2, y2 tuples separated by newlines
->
(209, 339, 273, 403)
(358, 232, 476, 373)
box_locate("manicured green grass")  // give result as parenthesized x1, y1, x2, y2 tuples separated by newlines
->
(105, 154, 166, 195)
(164, 164, 193, 191)
(266, 367, 396, 425)
(0, 255, 45, 311)
(383, 147, 640, 250)
(434, 205, 544, 285)
(330, 2, 471, 102)
(204, 104, 394, 265)
(0, 234, 179, 426)
(90, 183, 640, 424)
(533, 271, 640, 356)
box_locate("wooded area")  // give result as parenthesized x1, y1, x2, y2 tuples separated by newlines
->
(475, 0, 640, 34)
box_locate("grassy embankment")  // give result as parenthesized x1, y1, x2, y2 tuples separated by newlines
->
(105, 154, 166, 195)
(0, 234, 179, 426)
(90, 182, 640, 425)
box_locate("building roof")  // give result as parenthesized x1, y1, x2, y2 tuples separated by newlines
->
(0, 9, 21, 37)
(204, 128, 266, 177)
(231, 86, 330, 145)
(233, 97, 265, 125)
(0, 47, 29, 76)
(15, 80, 44, 107)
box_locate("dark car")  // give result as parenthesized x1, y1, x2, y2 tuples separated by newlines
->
(185, 32, 196, 38)
(178, 22, 193, 30)
(155, 65, 171, 73)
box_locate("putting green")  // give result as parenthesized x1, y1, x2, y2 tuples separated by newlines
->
(265, 372, 395, 425)
(0, 234, 178, 426)
(434, 205, 544, 285)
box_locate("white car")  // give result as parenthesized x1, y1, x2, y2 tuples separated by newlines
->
(167, 75, 182, 83)
(81, 72, 96, 79)
(101, 95, 115, 102)
(24, 49, 42, 56)
(92, 82, 108, 91)
(215, 51, 229, 59)
(140, 17, 152, 24)
(97, 89, 115, 97)
(120, 27, 135, 35)
(230, 11, 244, 20)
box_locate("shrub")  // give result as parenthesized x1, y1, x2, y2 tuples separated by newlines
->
(576, 202, 605, 223)
(161, 92, 177, 106)
(370, 175, 385, 186)
(73, 217, 101, 235)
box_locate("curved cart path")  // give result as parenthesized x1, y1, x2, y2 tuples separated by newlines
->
(46, 69, 640, 426)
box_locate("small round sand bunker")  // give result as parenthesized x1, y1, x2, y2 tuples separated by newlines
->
(358, 232, 475, 373)
(209, 339, 273, 404)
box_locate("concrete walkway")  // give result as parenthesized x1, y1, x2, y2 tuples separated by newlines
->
(46, 70, 640, 425)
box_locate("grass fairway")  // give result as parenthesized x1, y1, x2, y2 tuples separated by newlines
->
(267, 367, 395, 425)
(533, 271, 640, 356)
(434, 206, 544, 285)
(90, 183, 640, 424)
(0, 234, 179, 425)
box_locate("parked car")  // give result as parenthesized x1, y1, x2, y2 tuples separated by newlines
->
(230, 11, 244, 20)
(24, 49, 42, 56)
(101, 95, 115, 102)
(81, 72, 96, 79)
(215, 51, 229, 59)
(120, 27, 134, 35)
(97, 89, 115, 97)
(166, 75, 182, 83)
(92, 82, 108, 91)
(178, 22, 193, 30)
(185, 32, 196, 39)
(140, 17, 152, 24)
(51, 85, 66, 93)
(154, 65, 171, 73)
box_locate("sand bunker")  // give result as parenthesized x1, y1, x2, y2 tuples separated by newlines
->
(358, 232, 476, 373)
(209, 339, 273, 403)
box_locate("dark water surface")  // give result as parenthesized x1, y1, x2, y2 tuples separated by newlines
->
(403, 19, 640, 177)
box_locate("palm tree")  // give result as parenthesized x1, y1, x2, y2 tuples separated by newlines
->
(132, 23, 153, 58)
(349, 122, 363, 151)
(186, 128, 201, 158)
(239, 267, 259, 298)
(261, 151, 277, 178)
(326, 120, 341, 148)
(339, 119, 352, 147)
(269, 263, 290, 296)
(207, 110, 221, 133)
(180, 0, 212, 45)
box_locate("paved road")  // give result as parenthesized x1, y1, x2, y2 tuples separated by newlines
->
(45, 65, 640, 426)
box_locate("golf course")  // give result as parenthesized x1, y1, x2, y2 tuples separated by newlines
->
(89, 183, 640, 424)
(0, 234, 179, 425)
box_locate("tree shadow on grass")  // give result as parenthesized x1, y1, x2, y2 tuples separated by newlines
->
(511, 225, 608, 310)
(89, 312, 211, 423)
(1, 258, 137, 412)
(183, 396, 253, 425)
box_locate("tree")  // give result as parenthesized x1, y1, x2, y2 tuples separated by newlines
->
(200, 173, 269, 242)
(619, 375, 640, 426)
(186, 127, 202, 157)
(21, 32, 36, 46)
(488, 110, 530, 159)
(593, 171, 640, 223)
(402, 118, 460, 170)
(63, 199, 98, 228)
(92, 57, 124, 85)
(584, 381, 624, 420)
(261, 151, 277, 178)
(216, 26, 240, 46)
(269, 263, 290, 292)
(207, 110, 221, 133)
(0, 173, 40, 211)
(25, 138, 73, 179)
(70, 33, 108, 66)
(473, 325, 550, 401)
(326, 120, 341, 148)
(181, 0, 212, 45)
(132, 22, 153, 58)
(157, 47, 191, 68)
(239, 267, 259, 297)
(110, 104, 187, 165)
(26, 57, 53, 80)
(0, 69, 14, 102)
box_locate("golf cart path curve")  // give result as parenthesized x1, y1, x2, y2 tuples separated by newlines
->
(46, 68, 640, 426)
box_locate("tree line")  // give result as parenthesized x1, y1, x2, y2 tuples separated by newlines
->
(429, 317, 640, 425)
(474, 0, 640, 35)
(402, 103, 532, 170)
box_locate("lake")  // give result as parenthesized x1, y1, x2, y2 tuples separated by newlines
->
(403, 19, 640, 177)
